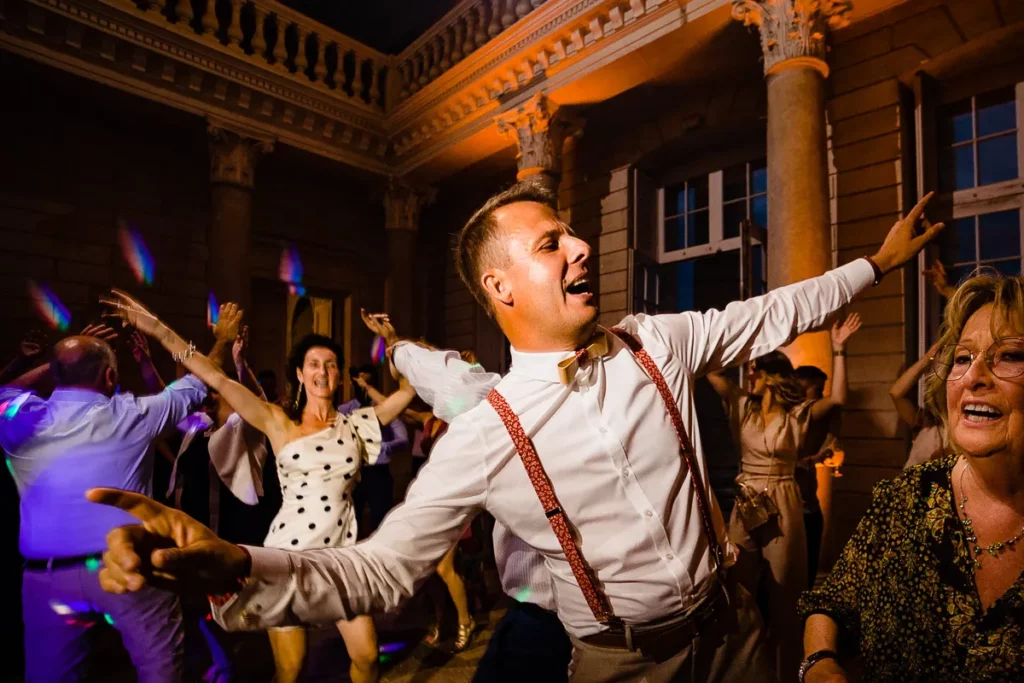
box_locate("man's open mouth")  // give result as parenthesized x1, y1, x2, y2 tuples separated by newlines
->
(566, 277, 593, 297)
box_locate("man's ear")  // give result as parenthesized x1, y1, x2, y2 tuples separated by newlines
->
(481, 268, 513, 309)
(104, 366, 118, 392)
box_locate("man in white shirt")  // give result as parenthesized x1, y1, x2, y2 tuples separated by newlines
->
(88, 181, 942, 682)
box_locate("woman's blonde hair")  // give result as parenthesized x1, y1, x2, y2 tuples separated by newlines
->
(743, 351, 808, 425)
(924, 270, 1024, 446)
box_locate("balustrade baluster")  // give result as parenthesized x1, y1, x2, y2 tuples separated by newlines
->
(313, 36, 327, 83)
(368, 62, 381, 105)
(398, 62, 411, 98)
(515, 0, 530, 18)
(178, 0, 195, 24)
(474, 5, 489, 45)
(227, 0, 244, 50)
(488, 0, 502, 37)
(149, 0, 166, 15)
(352, 54, 365, 98)
(252, 6, 269, 61)
(409, 55, 421, 92)
(452, 19, 464, 62)
(295, 26, 309, 75)
(502, 0, 516, 27)
(417, 49, 429, 87)
(272, 15, 288, 67)
(531, 0, 545, 7)
(428, 37, 442, 79)
(440, 29, 452, 70)
(199, 0, 215, 35)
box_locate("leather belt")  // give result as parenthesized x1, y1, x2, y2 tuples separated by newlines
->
(23, 554, 102, 571)
(580, 583, 728, 653)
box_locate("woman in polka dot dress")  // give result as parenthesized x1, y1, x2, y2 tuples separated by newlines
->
(256, 333, 416, 683)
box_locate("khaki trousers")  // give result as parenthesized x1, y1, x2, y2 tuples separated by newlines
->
(567, 579, 776, 683)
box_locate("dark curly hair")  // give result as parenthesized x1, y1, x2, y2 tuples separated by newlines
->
(284, 333, 344, 422)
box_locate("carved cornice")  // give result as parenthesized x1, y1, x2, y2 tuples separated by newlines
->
(495, 93, 582, 179)
(731, 0, 853, 76)
(383, 178, 436, 231)
(208, 121, 275, 188)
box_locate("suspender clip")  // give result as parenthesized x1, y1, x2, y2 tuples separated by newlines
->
(545, 507, 562, 519)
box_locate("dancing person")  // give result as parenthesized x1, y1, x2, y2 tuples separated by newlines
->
(92, 296, 417, 683)
(1, 324, 207, 683)
(793, 364, 829, 584)
(706, 314, 860, 682)
(799, 271, 1024, 682)
(343, 363, 408, 538)
(89, 183, 941, 683)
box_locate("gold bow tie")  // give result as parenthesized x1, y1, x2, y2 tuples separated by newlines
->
(557, 332, 609, 385)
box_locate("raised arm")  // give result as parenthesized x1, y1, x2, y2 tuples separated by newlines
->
(129, 330, 165, 393)
(102, 290, 285, 444)
(647, 193, 943, 377)
(809, 313, 862, 421)
(706, 370, 741, 409)
(889, 340, 942, 429)
(371, 372, 417, 426)
(231, 326, 264, 398)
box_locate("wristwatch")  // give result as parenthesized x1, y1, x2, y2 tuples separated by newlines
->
(798, 649, 838, 683)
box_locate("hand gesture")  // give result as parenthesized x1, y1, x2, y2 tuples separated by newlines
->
(830, 313, 862, 350)
(353, 374, 368, 390)
(19, 339, 43, 360)
(128, 330, 151, 363)
(82, 322, 122, 343)
(870, 192, 945, 276)
(232, 325, 249, 369)
(360, 308, 398, 347)
(211, 303, 243, 344)
(85, 488, 250, 595)
(99, 290, 161, 337)
(922, 260, 956, 298)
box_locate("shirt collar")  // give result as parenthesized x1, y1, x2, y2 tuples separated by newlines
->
(508, 346, 577, 384)
(49, 387, 109, 404)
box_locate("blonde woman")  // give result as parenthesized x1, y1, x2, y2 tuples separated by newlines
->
(799, 271, 1024, 682)
(708, 314, 861, 683)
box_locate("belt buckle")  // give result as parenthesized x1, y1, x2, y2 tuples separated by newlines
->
(624, 623, 635, 652)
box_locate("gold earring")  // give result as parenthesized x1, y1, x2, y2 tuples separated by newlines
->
(294, 383, 304, 411)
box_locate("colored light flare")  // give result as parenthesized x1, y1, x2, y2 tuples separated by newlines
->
(1, 392, 30, 420)
(370, 335, 387, 365)
(27, 281, 71, 331)
(208, 292, 219, 325)
(279, 244, 306, 296)
(117, 221, 155, 286)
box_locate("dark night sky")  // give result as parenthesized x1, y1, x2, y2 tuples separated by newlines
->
(281, 0, 462, 54)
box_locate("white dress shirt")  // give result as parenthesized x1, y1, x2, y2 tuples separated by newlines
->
(390, 343, 556, 611)
(212, 259, 875, 638)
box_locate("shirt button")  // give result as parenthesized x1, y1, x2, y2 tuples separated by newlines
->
(599, 428, 608, 435)
(622, 467, 630, 477)
(645, 510, 653, 518)
(666, 553, 674, 560)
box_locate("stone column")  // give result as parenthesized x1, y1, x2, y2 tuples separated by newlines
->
(383, 179, 434, 338)
(733, 0, 852, 374)
(208, 121, 274, 309)
(496, 93, 582, 192)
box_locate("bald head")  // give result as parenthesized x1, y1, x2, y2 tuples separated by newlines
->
(52, 336, 117, 393)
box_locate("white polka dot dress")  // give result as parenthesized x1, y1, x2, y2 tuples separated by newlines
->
(264, 408, 381, 551)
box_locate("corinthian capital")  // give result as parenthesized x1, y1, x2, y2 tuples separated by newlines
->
(496, 93, 582, 183)
(732, 0, 853, 76)
(383, 178, 435, 231)
(208, 121, 274, 188)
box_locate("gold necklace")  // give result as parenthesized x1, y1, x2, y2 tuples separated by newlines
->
(958, 461, 1024, 568)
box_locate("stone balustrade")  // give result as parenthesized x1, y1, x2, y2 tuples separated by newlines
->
(392, 0, 548, 104)
(107, 0, 390, 110)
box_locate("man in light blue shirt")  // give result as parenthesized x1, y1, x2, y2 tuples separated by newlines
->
(1, 333, 207, 683)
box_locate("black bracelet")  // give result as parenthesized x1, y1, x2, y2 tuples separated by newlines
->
(798, 649, 839, 683)
(865, 256, 883, 285)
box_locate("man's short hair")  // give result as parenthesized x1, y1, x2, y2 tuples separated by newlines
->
(455, 179, 558, 315)
(51, 338, 116, 387)
(794, 365, 828, 385)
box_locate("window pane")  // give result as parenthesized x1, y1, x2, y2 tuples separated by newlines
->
(723, 201, 746, 239)
(979, 210, 1021, 261)
(687, 176, 709, 211)
(664, 184, 687, 218)
(977, 88, 1017, 137)
(688, 210, 710, 247)
(939, 98, 973, 146)
(940, 145, 975, 192)
(752, 244, 766, 296)
(978, 133, 1019, 186)
(946, 265, 972, 288)
(750, 161, 768, 195)
(664, 216, 686, 252)
(723, 165, 747, 202)
(993, 260, 1022, 277)
(954, 217, 977, 264)
(751, 195, 768, 230)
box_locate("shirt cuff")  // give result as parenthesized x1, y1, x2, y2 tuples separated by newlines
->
(842, 258, 876, 296)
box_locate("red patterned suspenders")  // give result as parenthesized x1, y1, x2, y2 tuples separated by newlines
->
(485, 327, 726, 624)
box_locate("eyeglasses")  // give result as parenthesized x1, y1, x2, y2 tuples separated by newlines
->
(931, 337, 1024, 382)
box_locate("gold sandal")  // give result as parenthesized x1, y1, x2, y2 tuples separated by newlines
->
(451, 617, 476, 652)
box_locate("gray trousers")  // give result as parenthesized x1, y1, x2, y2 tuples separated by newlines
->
(22, 563, 183, 683)
(567, 579, 777, 683)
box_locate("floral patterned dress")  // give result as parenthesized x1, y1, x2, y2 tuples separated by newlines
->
(799, 454, 1024, 681)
